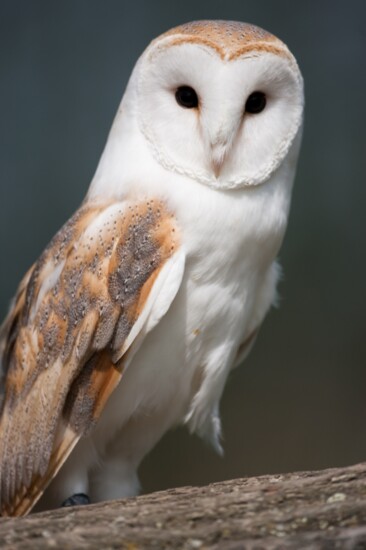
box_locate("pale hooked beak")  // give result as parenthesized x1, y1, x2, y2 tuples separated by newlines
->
(210, 141, 229, 178)
(207, 115, 240, 178)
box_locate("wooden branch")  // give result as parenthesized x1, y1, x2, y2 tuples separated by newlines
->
(1, 462, 366, 549)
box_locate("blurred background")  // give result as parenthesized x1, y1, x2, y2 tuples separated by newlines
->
(1, 1, 365, 494)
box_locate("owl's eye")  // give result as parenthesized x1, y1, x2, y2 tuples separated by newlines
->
(175, 86, 199, 109)
(245, 91, 266, 114)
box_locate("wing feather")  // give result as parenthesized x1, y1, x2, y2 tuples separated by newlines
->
(0, 198, 184, 516)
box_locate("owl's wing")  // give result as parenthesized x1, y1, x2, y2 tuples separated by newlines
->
(0, 198, 184, 517)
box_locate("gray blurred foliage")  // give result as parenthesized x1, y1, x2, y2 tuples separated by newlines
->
(0, 1, 365, 495)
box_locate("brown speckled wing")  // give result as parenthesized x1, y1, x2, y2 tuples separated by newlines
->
(0, 198, 181, 516)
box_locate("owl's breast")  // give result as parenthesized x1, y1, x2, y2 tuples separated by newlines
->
(90, 171, 290, 457)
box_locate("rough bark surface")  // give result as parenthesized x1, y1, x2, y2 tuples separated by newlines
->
(1, 462, 366, 549)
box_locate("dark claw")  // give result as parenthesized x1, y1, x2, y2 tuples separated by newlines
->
(61, 493, 90, 507)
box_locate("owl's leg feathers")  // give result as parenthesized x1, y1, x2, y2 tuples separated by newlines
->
(33, 438, 96, 512)
(89, 457, 140, 502)
(89, 405, 179, 502)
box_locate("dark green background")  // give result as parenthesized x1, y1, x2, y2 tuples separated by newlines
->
(1, 1, 365, 494)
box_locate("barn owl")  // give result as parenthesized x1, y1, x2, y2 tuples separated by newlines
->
(0, 20, 304, 516)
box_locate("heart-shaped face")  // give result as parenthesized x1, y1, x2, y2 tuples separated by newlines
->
(133, 20, 304, 190)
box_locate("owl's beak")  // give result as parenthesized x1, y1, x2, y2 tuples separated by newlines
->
(207, 115, 239, 178)
(210, 141, 229, 178)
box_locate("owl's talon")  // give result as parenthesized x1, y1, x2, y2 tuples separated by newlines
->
(61, 493, 90, 507)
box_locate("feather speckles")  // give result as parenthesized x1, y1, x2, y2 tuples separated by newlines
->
(0, 197, 179, 516)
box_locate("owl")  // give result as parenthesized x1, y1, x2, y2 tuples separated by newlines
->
(0, 20, 304, 516)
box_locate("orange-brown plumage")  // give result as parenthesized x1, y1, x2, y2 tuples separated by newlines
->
(155, 20, 290, 61)
(0, 198, 179, 516)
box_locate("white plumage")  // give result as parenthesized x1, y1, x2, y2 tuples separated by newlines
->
(0, 20, 304, 515)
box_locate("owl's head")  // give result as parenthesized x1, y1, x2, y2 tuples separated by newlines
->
(114, 21, 304, 191)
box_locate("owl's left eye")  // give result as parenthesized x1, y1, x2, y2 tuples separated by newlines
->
(245, 91, 266, 114)
(175, 86, 199, 109)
